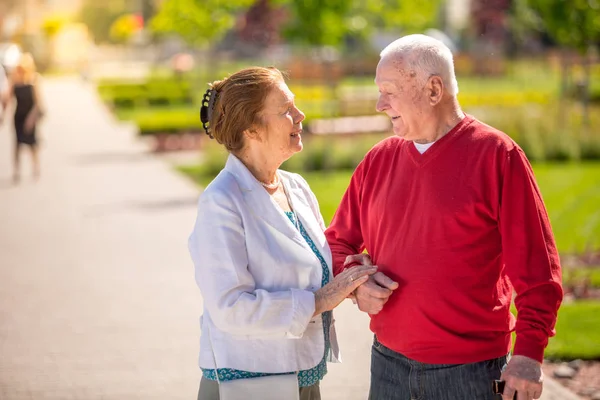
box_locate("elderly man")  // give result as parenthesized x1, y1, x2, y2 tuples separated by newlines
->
(326, 34, 563, 400)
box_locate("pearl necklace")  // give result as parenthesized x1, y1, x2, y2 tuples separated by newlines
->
(259, 174, 280, 190)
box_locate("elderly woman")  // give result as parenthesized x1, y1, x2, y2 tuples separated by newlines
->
(188, 66, 375, 400)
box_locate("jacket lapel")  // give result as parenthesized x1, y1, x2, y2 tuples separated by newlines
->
(286, 185, 334, 275)
(224, 154, 306, 248)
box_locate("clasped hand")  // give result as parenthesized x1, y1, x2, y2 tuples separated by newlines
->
(343, 254, 398, 314)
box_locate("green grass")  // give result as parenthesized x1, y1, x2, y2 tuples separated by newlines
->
(531, 163, 600, 254)
(302, 171, 354, 222)
(509, 301, 600, 360)
(544, 301, 600, 360)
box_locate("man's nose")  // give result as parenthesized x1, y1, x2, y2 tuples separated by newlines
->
(376, 96, 388, 113)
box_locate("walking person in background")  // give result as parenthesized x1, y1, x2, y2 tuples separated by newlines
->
(1, 53, 44, 183)
(326, 34, 563, 400)
(0, 64, 7, 120)
(188, 66, 376, 400)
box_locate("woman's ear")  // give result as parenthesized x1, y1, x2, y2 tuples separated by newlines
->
(243, 127, 261, 142)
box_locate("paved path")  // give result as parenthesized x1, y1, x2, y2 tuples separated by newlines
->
(0, 77, 578, 400)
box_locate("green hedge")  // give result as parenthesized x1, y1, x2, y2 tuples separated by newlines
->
(97, 78, 193, 108)
(128, 101, 600, 162)
(473, 103, 600, 162)
(133, 109, 201, 135)
(99, 78, 555, 116)
(99, 73, 600, 162)
(563, 267, 600, 289)
(116, 106, 333, 136)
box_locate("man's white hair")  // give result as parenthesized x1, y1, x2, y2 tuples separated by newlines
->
(380, 34, 459, 96)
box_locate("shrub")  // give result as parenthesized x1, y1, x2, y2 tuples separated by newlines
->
(96, 78, 193, 109)
(468, 103, 600, 162)
(580, 134, 600, 160)
(132, 108, 201, 135)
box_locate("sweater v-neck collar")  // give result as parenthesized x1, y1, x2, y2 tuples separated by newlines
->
(406, 114, 474, 167)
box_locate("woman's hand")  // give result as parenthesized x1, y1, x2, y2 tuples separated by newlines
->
(342, 253, 398, 314)
(313, 264, 377, 316)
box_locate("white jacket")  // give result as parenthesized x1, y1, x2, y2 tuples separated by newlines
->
(188, 154, 340, 373)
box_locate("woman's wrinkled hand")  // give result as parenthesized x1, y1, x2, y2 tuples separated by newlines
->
(313, 264, 377, 316)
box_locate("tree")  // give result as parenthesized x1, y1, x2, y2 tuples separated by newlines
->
(512, 0, 600, 123)
(78, 0, 131, 43)
(151, 0, 443, 51)
(150, 0, 254, 47)
(362, 0, 443, 35)
(238, 0, 287, 48)
(526, 0, 600, 53)
(283, 0, 443, 48)
(283, 0, 354, 47)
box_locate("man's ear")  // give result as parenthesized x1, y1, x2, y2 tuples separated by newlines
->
(427, 76, 444, 106)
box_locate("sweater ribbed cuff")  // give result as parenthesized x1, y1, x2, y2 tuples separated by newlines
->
(513, 336, 546, 363)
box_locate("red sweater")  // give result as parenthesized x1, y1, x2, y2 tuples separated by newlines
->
(325, 115, 563, 364)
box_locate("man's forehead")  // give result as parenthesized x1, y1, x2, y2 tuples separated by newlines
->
(375, 60, 402, 83)
(380, 55, 407, 69)
(375, 56, 416, 84)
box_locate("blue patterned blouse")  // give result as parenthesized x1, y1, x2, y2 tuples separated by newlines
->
(202, 211, 332, 387)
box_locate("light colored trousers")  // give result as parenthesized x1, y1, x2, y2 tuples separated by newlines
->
(197, 377, 321, 400)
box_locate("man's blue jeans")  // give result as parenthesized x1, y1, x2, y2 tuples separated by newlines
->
(369, 336, 508, 400)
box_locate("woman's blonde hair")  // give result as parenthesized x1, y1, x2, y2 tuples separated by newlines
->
(203, 67, 285, 153)
(13, 53, 37, 84)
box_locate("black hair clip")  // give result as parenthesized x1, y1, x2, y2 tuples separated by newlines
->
(200, 88, 218, 138)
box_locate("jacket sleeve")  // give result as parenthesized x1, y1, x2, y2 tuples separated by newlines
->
(188, 190, 315, 339)
(499, 147, 563, 362)
(325, 160, 367, 276)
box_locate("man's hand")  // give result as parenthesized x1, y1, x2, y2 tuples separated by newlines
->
(354, 272, 398, 314)
(342, 253, 398, 314)
(313, 264, 377, 316)
(500, 355, 543, 400)
(343, 253, 373, 268)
